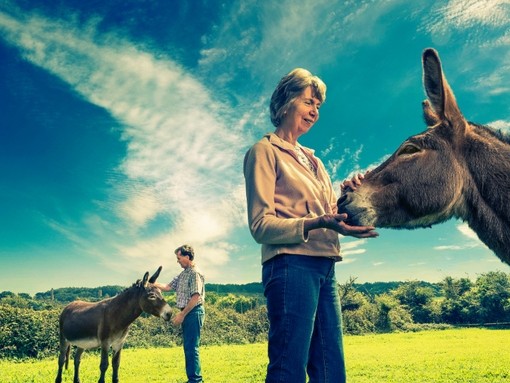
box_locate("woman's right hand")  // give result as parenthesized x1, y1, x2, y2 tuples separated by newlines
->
(305, 214, 378, 238)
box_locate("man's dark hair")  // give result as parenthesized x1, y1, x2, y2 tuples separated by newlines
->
(175, 244, 195, 260)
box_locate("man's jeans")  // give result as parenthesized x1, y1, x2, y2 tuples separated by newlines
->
(263, 255, 346, 383)
(182, 304, 205, 383)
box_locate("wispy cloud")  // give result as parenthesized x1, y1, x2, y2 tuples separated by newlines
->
(421, 0, 510, 98)
(424, 0, 510, 38)
(434, 223, 485, 252)
(197, 0, 416, 108)
(437, 0, 510, 29)
(0, 6, 247, 274)
(332, 151, 390, 185)
(340, 239, 368, 262)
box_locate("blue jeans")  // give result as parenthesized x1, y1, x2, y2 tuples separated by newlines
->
(182, 304, 205, 383)
(262, 255, 346, 383)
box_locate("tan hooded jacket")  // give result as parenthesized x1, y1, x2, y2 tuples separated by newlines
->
(244, 133, 342, 264)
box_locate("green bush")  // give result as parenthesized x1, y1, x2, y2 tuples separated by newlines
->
(0, 305, 60, 359)
(2, 271, 510, 360)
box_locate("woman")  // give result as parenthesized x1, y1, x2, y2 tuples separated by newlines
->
(243, 68, 378, 383)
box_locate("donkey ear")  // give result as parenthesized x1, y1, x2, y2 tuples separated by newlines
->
(422, 48, 464, 129)
(148, 266, 162, 283)
(422, 48, 445, 115)
(142, 271, 150, 287)
(422, 100, 440, 126)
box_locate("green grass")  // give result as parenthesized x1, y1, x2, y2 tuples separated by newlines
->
(346, 328, 509, 383)
(1, 328, 508, 382)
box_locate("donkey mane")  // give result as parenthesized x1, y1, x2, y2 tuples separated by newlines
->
(84, 280, 143, 305)
(469, 122, 510, 145)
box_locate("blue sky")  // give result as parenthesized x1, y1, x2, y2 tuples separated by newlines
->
(1, 0, 509, 295)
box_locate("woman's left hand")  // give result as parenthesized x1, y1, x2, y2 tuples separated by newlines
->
(340, 172, 367, 193)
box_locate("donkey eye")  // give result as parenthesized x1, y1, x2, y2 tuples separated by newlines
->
(397, 144, 421, 156)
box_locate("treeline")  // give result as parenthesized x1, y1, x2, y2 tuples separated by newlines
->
(29, 283, 265, 304)
(1, 271, 509, 360)
(32, 286, 125, 303)
(10, 281, 435, 305)
(340, 271, 510, 334)
(0, 291, 268, 360)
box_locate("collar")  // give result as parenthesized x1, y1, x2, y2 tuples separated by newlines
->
(265, 132, 316, 155)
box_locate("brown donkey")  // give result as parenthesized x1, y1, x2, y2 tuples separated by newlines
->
(55, 267, 172, 383)
(338, 48, 510, 265)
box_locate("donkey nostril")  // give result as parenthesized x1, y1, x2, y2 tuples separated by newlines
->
(337, 194, 348, 205)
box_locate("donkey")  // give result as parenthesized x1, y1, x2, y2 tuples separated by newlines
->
(337, 48, 510, 265)
(55, 266, 172, 383)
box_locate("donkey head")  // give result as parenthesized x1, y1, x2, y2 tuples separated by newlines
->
(337, 48, 468, 229)
(138, 266, 172, 321)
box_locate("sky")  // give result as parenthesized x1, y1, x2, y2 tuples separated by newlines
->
(1, 0, 509, 295)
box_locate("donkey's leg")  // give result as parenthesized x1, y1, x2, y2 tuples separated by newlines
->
(98, 346, 109, 383)
(55, 341, 70, 383)
(111, 347, 122, 383)
(73, 348, 84, 383)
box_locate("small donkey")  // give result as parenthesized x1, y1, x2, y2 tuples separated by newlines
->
(55, 266, 172, 383)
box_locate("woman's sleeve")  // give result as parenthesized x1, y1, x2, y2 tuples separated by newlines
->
(243, 143, 305, 245)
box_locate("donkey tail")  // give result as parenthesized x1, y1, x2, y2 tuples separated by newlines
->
(64, 344, 71, 370)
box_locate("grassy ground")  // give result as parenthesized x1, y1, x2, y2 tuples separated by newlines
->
(1, 328, 508, 382)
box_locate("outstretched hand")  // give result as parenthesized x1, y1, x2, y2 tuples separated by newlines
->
(319, 213, 378, 238)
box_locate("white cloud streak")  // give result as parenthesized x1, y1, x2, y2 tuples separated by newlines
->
(340, 238, 368, 260)
(437, 0, 510, 29)
(422, 0, 510, 98)
(0, 6, 247, 274)
(434, 223, 486, 252)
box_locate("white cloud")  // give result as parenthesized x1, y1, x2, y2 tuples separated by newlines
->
(118, 188, 161, 227)
(456, 223, 481, 241)
(197, 0, 414, 95)
(433, 223, 485, 252)
(434, 245, 469, 251)
(438, 0, 510, 29)
(425, 0, 510, 39)
(332, 151, 389, 186)
(488, 120, 510, 133)
(0, 7, 247, 274)
(340, 238, 368, 260)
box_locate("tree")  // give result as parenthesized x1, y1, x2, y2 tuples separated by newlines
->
(473, 271, 510, 323)
(374, 293, 413, 332)
(439, 276, 474, 324)
(338, 277, 377, 334)
(392, 281, 436, 323)
(441, 276, 472, 300)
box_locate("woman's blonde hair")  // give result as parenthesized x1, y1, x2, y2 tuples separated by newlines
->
(269, 68, 327, 127)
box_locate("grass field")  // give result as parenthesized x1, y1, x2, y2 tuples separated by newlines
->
(1, 328, 508, 382)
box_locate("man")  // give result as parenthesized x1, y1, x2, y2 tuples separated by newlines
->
(154, 244, 205, 383)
